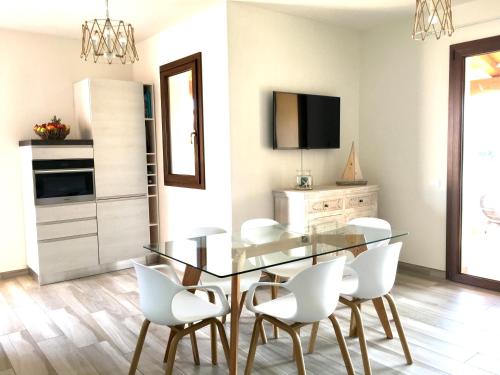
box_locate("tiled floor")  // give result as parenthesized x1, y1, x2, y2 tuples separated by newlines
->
(0, 268, 499, 374)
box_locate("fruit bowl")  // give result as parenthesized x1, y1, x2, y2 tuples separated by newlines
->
(33, 116, 70, 140)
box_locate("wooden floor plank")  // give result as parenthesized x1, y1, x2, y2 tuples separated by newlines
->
(80, 341, 133, 375)
(47, 307, 99, 348)
(0, 330, 57, 375)
(38, 336, 99, 375)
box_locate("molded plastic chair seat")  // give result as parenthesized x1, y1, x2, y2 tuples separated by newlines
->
(339, 272, 359, 296)
(172, 290, 228, 323)
(249, 292, 298, 322)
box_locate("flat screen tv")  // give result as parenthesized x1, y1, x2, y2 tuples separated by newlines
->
(273, 91, 340, 149)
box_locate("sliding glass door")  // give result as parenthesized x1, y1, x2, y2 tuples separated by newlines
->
(448, 36, 500, 290)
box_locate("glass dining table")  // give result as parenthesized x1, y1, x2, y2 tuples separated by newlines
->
(144, 224, 408, 374)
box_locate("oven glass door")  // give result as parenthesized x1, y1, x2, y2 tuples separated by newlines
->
(34, 170, 95, 204)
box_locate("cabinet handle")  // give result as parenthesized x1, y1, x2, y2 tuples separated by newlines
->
(324, 204, 329, 208)
(359, 199, 364, 203)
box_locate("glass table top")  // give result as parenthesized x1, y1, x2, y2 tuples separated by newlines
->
(144, 224, 408, 278)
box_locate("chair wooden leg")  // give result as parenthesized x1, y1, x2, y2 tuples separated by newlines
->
(164, 325, 182, 363)
(264, 316, 306, 375)
(239, 291, 247, 318)
(288, 325, 306, 375)
(165, 319, 214, 374)
(128, 319, 150, 375)
(214, 319, 231, 365)
(188, 323, 200, 366)
(329, 315, 355, 375)
(253, 295, 267, 345)
(164, 330, 182, 375)
(348, 303, 360, 337)
(308, 322, 319, 354)
(207, 292, 218, 365)
(341, 298, 371, 375)
(222, 294, 228, 324)
(271, 275, 280, 339)
(372, 297, 393, 339)
(384, 293, 413, 365)
(245, 316, 263, 375)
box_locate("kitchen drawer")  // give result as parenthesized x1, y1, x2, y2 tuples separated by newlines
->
(31, 146, 93, 160)
(36, 202, 96, 223)
(38, 234, 99, 274)
(345, 193, 377, 209)
(37, 218, 97, 241)
(309, 214, 346, 232)
(308, 197, 344, 214)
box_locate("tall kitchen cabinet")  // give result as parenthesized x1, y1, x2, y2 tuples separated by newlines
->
(74, 79, 149, 264)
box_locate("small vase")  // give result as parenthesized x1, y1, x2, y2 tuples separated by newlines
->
(295, 170, 313, 190)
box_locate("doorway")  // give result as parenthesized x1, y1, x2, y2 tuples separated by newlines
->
(448, 35, 500, 291)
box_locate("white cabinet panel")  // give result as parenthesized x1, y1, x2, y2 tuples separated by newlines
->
(38, 235, 98, 275)
(87, 80, 147, 199)
(31, 146, 93, 160)
(36, 202, 96, 223)
(37, 219, 97, 241)
(97, 197, 149, 264)
(93, 119, 147, 198)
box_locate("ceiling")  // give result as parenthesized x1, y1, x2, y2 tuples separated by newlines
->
(234, 0, 475, 30)
(0, 0, 476, 41)
(0, 0, 220, 41)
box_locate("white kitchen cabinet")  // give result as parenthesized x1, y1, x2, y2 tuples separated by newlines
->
(96, 196, 149, 264)
(74, 79, 147, 199)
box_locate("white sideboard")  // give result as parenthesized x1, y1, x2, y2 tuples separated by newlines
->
(273, 185, 379, 232)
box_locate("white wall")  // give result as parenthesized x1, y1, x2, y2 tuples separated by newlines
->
(359, 0, 500, 270)
(227, 3, 361, 228)
(132, 1, 233, 240)
(0, 28, 132, 273)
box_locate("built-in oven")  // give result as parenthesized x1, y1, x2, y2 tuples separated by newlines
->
(33, 159, 95, 205)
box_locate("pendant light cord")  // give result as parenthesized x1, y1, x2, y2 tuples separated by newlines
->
(105, 0, 109, 19)
(300, 149, 303, 172)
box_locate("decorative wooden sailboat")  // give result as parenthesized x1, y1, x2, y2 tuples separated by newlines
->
(336, 142, 367, 186)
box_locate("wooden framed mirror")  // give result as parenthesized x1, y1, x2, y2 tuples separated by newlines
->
(160, 52, 205, 189)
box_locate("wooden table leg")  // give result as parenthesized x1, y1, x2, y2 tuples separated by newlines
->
(372, 297, 393, 339)
(230, 275, 240, 374)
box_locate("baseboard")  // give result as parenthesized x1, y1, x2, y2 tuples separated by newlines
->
(0, 268, 29, 280)
(398, 261, 446, 280)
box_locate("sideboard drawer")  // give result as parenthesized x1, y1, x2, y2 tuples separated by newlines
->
(37, 218, 97, 241)
(346, 193, 377, 209)
(309, 197, 344, 214)
(36, 202, 96, 223)
(309, 214, 345, 232)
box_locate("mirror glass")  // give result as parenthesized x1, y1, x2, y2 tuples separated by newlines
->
(168, 70, 195, 175)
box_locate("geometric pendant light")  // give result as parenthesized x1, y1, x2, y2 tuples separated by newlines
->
(80, 0, 139, 64)
(412, 0, 454, 41)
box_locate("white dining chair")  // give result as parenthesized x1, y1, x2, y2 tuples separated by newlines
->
(312, 242, 412, 375)
(241, 218, 313, 338)
(244, 257, 354, 375)
(348, 217, 392, 250)
(188, 227, 267, 349)
(129, 261, 231, 375)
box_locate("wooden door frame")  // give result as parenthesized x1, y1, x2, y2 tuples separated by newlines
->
(447, 35, 500, 291)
